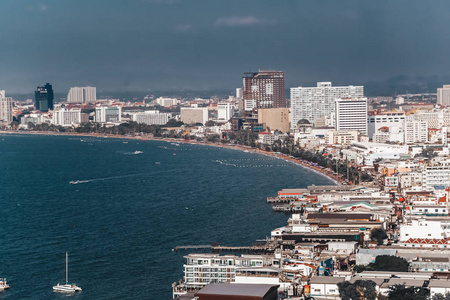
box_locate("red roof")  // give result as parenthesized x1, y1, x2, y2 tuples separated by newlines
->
(404, 238, 449, 245)
(439, 195, 447, 203)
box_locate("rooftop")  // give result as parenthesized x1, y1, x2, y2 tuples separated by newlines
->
(310, 276, 345, 284)
(195, 283, 279, 297)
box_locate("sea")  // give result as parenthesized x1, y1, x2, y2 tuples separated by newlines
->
(0, 134, 334, 299)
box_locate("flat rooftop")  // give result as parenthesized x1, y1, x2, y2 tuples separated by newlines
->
(195, 283, 279, 297)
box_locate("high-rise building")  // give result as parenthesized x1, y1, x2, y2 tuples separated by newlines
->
(367, 113, 406, 139)
(95, 106, 122, 123)
(180, 107, 209, 125)
(52, 108, 81, 126)
(404, 120, 428, 144)
(290, 82, 364, 127)
(257, 108, 290, 133)
(0, 90, 13, 124)
(243, 71, 285, 109)
(437, 85, 450, 106)
(236, 88, 243, 100)
(132, 111, 171, 125)
(155, 97, 179, 107)
(67, 86, 97, 103)
(35, 83, 54, 111)
(217, 103, 235, 122)
(335, 97, 368, 135)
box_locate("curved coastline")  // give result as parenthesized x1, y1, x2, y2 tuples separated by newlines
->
(0, 130, 341, 185)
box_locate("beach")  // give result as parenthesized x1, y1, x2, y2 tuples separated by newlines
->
(0, 130, 342, 185)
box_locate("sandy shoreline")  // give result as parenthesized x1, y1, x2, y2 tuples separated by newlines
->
(0, 130, 342, 185)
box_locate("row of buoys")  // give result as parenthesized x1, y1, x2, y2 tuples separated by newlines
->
(216, 158, 276, 162)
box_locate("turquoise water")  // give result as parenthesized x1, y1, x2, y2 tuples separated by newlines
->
(0, 134, 333, 299)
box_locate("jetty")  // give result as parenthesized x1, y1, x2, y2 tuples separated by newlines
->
(175, 244, 276, 253)
(174, 245, 212, 251)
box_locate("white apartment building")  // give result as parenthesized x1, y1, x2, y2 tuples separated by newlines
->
(404, 120, 428, 144)
(411, 109, 450, 129)
(244, 99, 257, 111)
(438, 85, 450, 106)
(0, 90, 13, 124)
(343, 142, 409, 165)
(52, 108, 81, 126)
(326, 130, 359, 145)
(290, 82, 364, 128)
(132, 111, 171, 125)
(180, 107, 208, 125)
(95, 106, 122, 123)
(182, 253, 273, 289)
(399, 219, 450, 241)
(335, 97, 368, 135)
(423, 160, 450, 191)
(67, 86, 96, 103)
(258, 132, 286, 145)
(21, 113, 45, 125)
(155, 97, 179, 107)
(217, 102, 235, 122)
(367, 113, 406, 142)
(399, 172, 423, 189)
(236, 88, 243, 100)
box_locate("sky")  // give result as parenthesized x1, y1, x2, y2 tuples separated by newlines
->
(1, 0, 450, 96)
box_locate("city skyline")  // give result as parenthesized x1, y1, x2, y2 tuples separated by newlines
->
(2, 0, 450, 95)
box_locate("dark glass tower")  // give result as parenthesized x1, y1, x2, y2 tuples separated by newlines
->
(35, 83, 54, 111)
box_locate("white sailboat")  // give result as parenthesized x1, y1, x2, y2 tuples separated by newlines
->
(53, 252, 82, 292)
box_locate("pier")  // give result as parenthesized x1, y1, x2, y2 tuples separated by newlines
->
(174, 244, 275, 253)
(267, 197, 292, 204)
(174, 245, 212, 251)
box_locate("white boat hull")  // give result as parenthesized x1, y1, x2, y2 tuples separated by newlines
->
(53, 284, 82, 292)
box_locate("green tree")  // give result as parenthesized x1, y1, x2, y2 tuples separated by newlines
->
(337, 280, 376, 300)
(354, 280, 377, 300)
(415, 147, 438, 158)
(361, 172, 373, 182)
(387, 284, 429, 300)
(370, 228, 388, 245)
(370, 255, 409, 272)
(337, 281, 357, 300)
(297, 119, 310, 125)
(164, 119, 184, 127)
(432, 293, 450, 300)
(27, 122, 36, 130)
(205, 120, 216, 127)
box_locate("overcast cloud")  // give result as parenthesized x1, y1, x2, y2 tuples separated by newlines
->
(1, 0, 450, 95)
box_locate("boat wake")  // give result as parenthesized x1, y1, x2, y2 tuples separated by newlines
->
(116, 150, 143, 155)
(69, 173, 146, 185)
(213, 159, 289, 168)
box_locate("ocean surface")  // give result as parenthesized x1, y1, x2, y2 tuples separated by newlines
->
(0, 134, 333, 299)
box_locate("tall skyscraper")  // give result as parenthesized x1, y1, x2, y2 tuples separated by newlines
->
(437, 85, 450, 106)
(35, 83, 54, 111)
(290, 82, 364, 128)
(0, 90, 13, 124)
(67, 86, 97, 103)
(335, 97, 368, 135)
(243, 71, 285, 109)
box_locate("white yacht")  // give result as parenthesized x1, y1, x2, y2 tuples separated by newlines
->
(53, 252, 82, 293)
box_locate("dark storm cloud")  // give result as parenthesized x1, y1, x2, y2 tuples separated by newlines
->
(1, 0, 450, 95)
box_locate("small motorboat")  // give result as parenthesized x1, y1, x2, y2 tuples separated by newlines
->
(0, 278, 10, 290)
